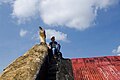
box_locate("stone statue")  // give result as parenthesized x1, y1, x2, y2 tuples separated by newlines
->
(39, 27, 46, 44)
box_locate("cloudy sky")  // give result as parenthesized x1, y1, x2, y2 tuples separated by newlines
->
(0, 0, 120, 73)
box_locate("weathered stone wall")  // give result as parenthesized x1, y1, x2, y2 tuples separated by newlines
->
(0, 44, 48, 80)
(57, 59, 74, 80)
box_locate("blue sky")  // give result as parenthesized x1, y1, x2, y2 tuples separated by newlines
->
(0, 0, 120, 73)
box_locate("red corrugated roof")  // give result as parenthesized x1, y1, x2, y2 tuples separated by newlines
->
(71, 56, 120, 80)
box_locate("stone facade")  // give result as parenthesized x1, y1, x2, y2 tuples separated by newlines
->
(0, 44, 48, 80)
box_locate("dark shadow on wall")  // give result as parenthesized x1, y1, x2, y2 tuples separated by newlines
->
(35, 56, 49, 80)
(35, 49, 56, 80)
(35, 49, 74, 80)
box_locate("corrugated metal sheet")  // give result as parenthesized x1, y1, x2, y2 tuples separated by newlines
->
(71, 56, 120, 80)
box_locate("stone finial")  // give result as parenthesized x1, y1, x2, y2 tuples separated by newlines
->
(39, 27, 46, 44)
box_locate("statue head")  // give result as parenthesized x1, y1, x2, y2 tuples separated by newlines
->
(39, 27, 42, 30)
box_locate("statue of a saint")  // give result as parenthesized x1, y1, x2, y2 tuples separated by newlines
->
(39, 27, 46, 43)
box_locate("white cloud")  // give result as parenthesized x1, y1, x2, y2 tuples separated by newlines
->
(19, 29, 28, 37)
(46, 29, 68, 41)
(32, 29, 68, 42)
(2, 0, 119, 30)
(12, 0, 39, 23)
(40, 0, 118, 30)
(0, 0, 14, 4)
(112, 45, 120, 56)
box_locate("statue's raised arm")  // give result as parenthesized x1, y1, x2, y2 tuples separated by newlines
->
(39, 27, 46, 44)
